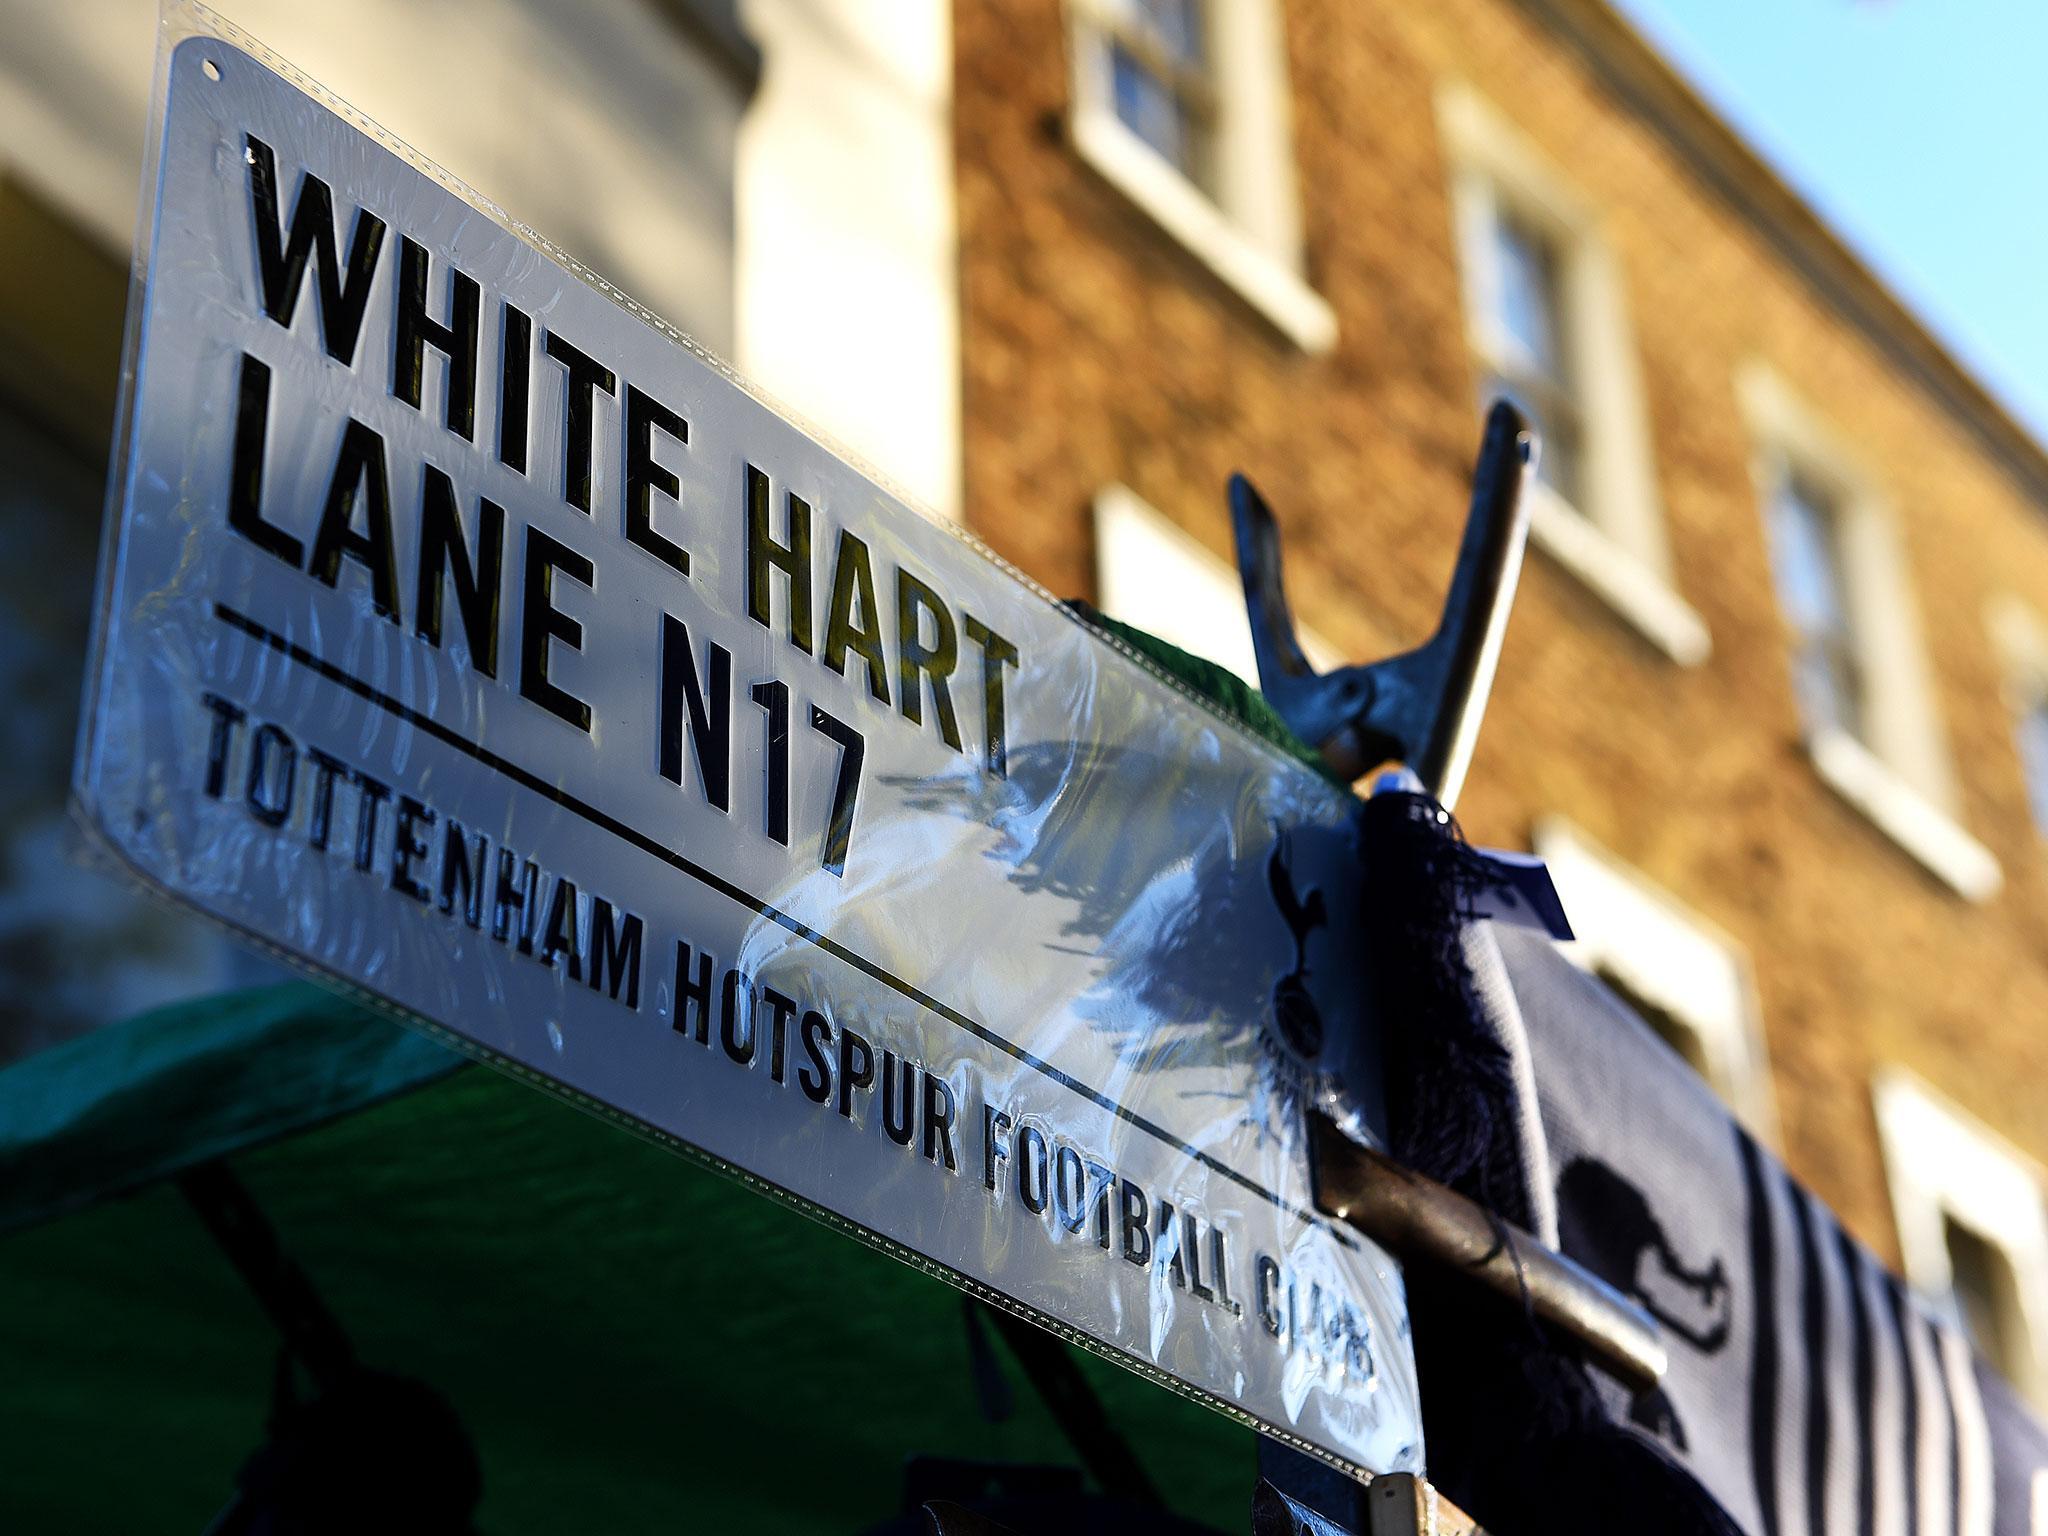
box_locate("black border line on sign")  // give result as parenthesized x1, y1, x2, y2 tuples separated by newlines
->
(211, 600, 1358, 1252)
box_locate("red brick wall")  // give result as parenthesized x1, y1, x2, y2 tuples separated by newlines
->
(955, 0, 2048, 1261)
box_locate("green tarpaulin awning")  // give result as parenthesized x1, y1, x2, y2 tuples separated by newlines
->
(0, 982, 1256, 1531)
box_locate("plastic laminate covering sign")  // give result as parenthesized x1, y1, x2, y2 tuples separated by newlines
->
(74, 9, 1420, 1477)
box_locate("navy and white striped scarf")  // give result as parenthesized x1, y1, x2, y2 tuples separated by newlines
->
(1483, 924, 2048, 1536)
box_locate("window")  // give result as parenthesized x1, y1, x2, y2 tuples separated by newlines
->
(2019, 697, 2048, 838)
(1987, 596, 2048, 842)
(1597, 971, 1713, 1079)
(1532, 818, 1777, 1136)
(1765, 465, 1866, 742)
(1092, 483, 1336, 687)
(1067, 0, 1335, 352)
(1876, 1070, 2048, 1409)
(1096, 0, 1213, 190)
(1480, 204, 1583, 508)
(1438, 84, 1708, 667)
(1738, 364, 1999, 901)
(1946, 1214, 2032, 1391)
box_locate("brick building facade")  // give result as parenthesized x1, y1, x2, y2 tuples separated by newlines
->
(955, 0, 2048, 1403)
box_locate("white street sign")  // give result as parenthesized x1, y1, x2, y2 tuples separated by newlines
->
(76, 10, 1420, 1477)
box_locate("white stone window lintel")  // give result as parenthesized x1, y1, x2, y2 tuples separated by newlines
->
(1876, 1069, 2048, 1410)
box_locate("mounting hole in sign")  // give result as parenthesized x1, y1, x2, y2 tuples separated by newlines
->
(202, 59, 221, 81)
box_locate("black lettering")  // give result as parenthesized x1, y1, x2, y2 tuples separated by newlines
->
(1118, 1180, 1151, 1268)
(798, 1010, 833, 1104)
(393, 237, 478, 438)
(493, 847, 539, 952)
(1017, 1123, 1050, 1215)
(720, 969, 753, 1065)
(1157, 1200, 1190, 1290)
(808, 707, 864, 878)
(589, 900, 642, 1009)
(351, 771, 390, 874)
(822, 529, 888, 700)
(305, 748, 347, 851)
(1184, 1211, 1214, 1303)
(922, 1074, 957, 1171)
(836, 1027, 874, 1119)
(745, 465, 812, 653)
(245, 134, 385, 366)
(227, 354, 302, 566)
(896, 567, 961, 750)
(438, 819, 486, 928)
(1054, 1144, 1088, 1234)
(415, 468, 504, 678)
(309, 420, 400, 621)
(963, 615, 1019, 779)
(657, 615, 732, 813)
(539, 877, 582, 980)
(1211, 1229, 1238, 1315)
(983, 1107, 1012, 1193)
(390, 795, 434, 902)
(1090, 1160, 1115, 1251)
(519, 526, 594, 732)
(542, 330, 615, 512)
(1255, 1256, 1284, 1338)
(752, 680, 790, 846)
(761, 988, 797, 1084)
(624, 384, 689, 574)
(1343, 1308, 1374, 1381)
(881, 1052, 916, 1146)
(673, 941, 715, 1044)
(201, 692, 246, 798)
(244, 722, 295, 827)
(498, 302, 531, 473)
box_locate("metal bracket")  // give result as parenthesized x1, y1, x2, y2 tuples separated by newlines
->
(1231, 402, 1533, 807)
(1308, 1112, 1668, 1395)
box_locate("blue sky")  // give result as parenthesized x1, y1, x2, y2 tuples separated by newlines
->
(1611, 0, 2048, 442)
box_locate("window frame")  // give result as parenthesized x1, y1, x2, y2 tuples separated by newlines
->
(1764, 460, 1870, 742)
(1987, 594, 2048, 844)
(1081, 2, 1218, 193)
(1065, 0, 1336, 353)
(1532, 817, 1778, 1139)
(1875, 1069, 2048, 1410)
(1092, 483, 1337, 687)
(1737, 363, 2000, 901)
(1477, 201, 1589, 509)
(1438, 83, 1708, 669)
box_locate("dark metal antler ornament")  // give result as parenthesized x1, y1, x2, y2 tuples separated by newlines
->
(1229, 399, 1669, 1422)
(1231, 402, 1534, 808)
